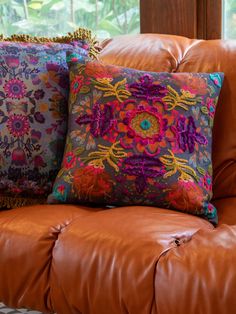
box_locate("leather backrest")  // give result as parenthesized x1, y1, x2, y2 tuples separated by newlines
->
(100, 34, 236, 201)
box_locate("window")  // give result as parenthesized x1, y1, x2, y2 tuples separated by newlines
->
(0, 0, 140, 38)
(223, 0, 236, 38)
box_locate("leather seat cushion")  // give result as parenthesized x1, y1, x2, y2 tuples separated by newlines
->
(0, 205, 212, 313)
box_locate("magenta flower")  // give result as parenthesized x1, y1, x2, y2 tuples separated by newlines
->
(11, 148, 27, 166)
(206, 98, 216, 118)
(27, 54, 39, 65)
(7, 114, 30, 137)
(129, 74, 167, 101)
(76, 103, 114, 137)
(171, 116, 207, 153)
(63, 152, 76, 169)
(33, 155, 46, 168)
(4, 55, 20, 69)
(123, 155, 164, 193)
(4, 78, 27, 99)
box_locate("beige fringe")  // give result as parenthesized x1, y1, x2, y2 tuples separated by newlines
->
(0, 196, 46, 209)
(0, 28, 99, 58)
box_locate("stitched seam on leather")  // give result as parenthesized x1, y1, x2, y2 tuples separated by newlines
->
(150, 226, 214, 314)
(150, 245, 177, 314)
(46, 219, 79, 314)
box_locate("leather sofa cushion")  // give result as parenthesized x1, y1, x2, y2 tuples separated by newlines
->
(0, 204, 212, 313)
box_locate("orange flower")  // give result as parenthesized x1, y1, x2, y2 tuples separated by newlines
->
(166, 180, 204, 213)
(73, 166, 113, 201)
(85, 61, 120, 79)
(172, 73, 207, 95)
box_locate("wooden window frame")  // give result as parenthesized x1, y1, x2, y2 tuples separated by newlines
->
(140, 0, 222, 39)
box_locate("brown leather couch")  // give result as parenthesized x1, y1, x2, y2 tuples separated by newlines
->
(0, 34, 236, 314)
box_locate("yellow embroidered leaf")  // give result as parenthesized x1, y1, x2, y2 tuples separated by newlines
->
(83, 142, 127, 172)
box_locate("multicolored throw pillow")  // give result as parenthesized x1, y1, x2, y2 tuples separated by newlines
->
(0, 29, 98, 209)
(48, 54, 224, 224)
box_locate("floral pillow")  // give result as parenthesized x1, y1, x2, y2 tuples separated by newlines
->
(0, 29, 97, 209)
(48, 54, 224, 224)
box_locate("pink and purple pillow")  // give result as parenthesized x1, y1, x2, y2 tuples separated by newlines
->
(0, 30, 97, 208)
(48, 54, 224, 224)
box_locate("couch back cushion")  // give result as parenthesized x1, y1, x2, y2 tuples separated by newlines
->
(100, 34, 236, 201)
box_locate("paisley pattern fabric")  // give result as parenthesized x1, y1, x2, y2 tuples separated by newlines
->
(0, 40, 90, 208)
(48, 55, 224, 224)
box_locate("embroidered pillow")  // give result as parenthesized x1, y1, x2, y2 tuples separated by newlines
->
(48, 55, 224, 224)
(0, 29, 98, 209)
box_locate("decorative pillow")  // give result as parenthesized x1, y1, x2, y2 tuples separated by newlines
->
(48, 54, 224, 224)
(0, 29, 98, 209)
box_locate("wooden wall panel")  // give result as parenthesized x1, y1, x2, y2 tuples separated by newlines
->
(140, 0, 222, 39)
(140, 0, 198, 38)
(205, 0, 222, 39)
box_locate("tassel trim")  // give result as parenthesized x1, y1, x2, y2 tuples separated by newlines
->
(0, 196, 46, 209)
(0, 28, 100, 59)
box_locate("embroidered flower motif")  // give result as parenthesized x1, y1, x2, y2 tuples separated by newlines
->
(118, 101, 168, 156)
(129, 74, 167, 101)
(203, 202, 217, 220)
(71, 75, 84, 94)
(210, 73, 222, 88)
(173, 74, 208, 95)
(122, 155, 164, 193)
(4, 55, 20, 69)
(7, 114, 30, 137)
(166, 180, 204, 213)
(85, 61, 120, 79)
(73, 165, 113, 201)
(201, 172, 212, 191)
(11, 148, 27, 166)
(52, 184, 68, 202)
(76, 102, 115, 138)
(206, 98, 216, 118)
(33, 155, 46, 168)
(26, 54, 39, 65)
(171, 116, 207, 153)
(63, 152, 76, 169)
(4, 78, 27, 99)
(66, 52, 86, 63)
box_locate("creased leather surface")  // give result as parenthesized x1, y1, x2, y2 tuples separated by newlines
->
(50, 206, 212, 314)
(0, 205, 103, 313)
(0, 205, 211, 313)
(155, 225, 236, 314)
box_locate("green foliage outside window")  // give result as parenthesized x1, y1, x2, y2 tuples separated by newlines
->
(224, 0, 236, 38)
(0, 0, 140, 38)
